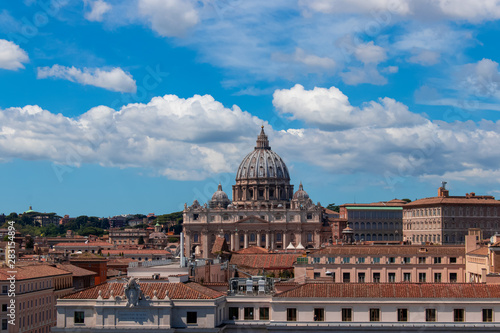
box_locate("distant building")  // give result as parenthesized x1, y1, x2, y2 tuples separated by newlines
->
(339, 199, 406, 243)
(295, 244, 465, 283)
(465, 229, 500, 283)
(69, 252, 108, 285)
(108, 216, 127, 229)
(108, 229, 149, 246)
(403, 184, 500, 244)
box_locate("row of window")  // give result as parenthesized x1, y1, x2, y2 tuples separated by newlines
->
(348, 211, 402, 220)
(353, 222, 401, 230)
(1, 279, 52, 294)
(311, 256, 457, 265)
(405, 207, 499, 218)
(320, 271, 457, 283)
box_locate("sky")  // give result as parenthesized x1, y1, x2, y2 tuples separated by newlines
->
(1, 0, 500, 217)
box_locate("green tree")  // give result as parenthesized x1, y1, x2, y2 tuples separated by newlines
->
(402, 198, 412, 203)
(326, 203, 340, 212)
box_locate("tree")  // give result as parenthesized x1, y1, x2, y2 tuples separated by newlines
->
(326, 203, 340, 213)
(402, 198, 412, 203)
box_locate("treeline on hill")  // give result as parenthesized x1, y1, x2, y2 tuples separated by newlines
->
(2, 210, 184, 237)
(2, 212, 109, 237)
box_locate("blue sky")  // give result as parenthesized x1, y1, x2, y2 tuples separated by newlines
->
(2, 0, 500, 217)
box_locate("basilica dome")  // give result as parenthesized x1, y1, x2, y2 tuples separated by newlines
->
(293, 182, 309, 200)
(209, 183, 230, 208)
(236, 127, 290, 181)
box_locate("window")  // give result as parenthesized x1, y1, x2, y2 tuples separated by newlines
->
(358, 272, 365, 283)
(434, 257, 441, 264)
(388, 272, 396, 282)
(1, 286, 6, 294)
(343, 272, 350, 283)
(434, 273, 442, 283)
(193, 214, 199, 221)
(287, 308, 297, 321)
(403, 257, 411, 264)
(276, 233, 282, 242)
(418, 257, 426, 264)
(1, 319, 7, 330)
(244, 307, 254, 320)
(388, 257, 396, 264)
(259, 307, 269, 320)
(313, 257, 320, 264)
(450, 272, 457, 283)
(370, 308, 380, 322)
(1, 304, 6, 312)
(450, 257, 457, 264)
(398, 309, 408, 322)
(419, 273, 426, 283)
(327, 257, 335, 264)
(343, 257, 350, 264)
(483, 309, 493, 322)
(454, 309, 464, 322)
(74, 311, 85, 324)
(403, 273, 411, 282)
(426, 309, 436, 322)
(229, 307, 239, 320)
(372, 257, 380, 264)
(187, 312, 197, 324)
(314, 308, 325, 321)
(342, 308, 352, 322)
(314, 272, 320, 279)
(373, 272, 380, 283)
(357, 257, 365, 264)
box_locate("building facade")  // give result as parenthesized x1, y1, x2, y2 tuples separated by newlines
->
(183, 128, 326, 258)
(403, 185, 500, 245)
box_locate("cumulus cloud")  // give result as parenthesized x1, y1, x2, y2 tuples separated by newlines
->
(2, 88, 500, 186)
(460, 58, 500, 99)
(37, 65, 137, 93)
(0, 39, 29, 70)
(300, 0, 411, 16)
(138, 0, 199, 37)
(354, 41, 387, 64)
(272, 84, 426, 129)
(408, 50, 440, 66)
(84, 0, 112, 22)
(341, 65, 388, 86)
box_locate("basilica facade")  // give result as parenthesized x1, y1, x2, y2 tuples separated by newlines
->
(183, 127, 327, 258)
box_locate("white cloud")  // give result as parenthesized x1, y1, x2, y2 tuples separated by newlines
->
(272, 84, 426, 129)
(341, 65, 388, 85)
(292, 48, 336, 69)
(354, 41, 387, 64)
(138, 0, 199, 37)
(408, 50, 440, 66)
(460, 58, 500, 99)
(0, 39, 29, 70)
(85, 0, 112, 22)
(37, 65, 137, 93)
(300, 0, 411, 16)
(436, 0, 500, 22)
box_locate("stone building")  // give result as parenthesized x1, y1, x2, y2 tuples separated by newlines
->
(403, 183, 500, 245)
(183, 127, 326, 258)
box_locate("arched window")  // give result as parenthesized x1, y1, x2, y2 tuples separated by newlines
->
(250, 233, 256, 242)
(360, 222, 365, 230)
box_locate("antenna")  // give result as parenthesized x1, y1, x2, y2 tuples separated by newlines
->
(441, 181, 447, 189)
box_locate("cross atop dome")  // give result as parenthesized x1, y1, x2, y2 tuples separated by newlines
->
(256, 126, 270, 149)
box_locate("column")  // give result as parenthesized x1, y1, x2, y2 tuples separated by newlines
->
(244, 232, 249, 248)
(295, 231, 302, 246)
(230, 233, 235, 251)
(202, 231, 209, 258)
(265, 232, 270, 249)
(283, 232, 288, 248)
(234, 231, 240, 250)
(256, 232, 262, 247)
(270, 232, 274, 251)
(185, 232, 191, 258)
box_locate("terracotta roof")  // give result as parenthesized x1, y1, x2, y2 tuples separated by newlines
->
(63, 281, 224, 300)
(56, 264, 98, 277)
(211, 236, 227, 254)
(342, 200, 407, 207)
(404, 195, 500, 207)
(275, 283, 500, 298)
(310, 245, 464, 257)
(467, 247, 489, 256)
(69, 252, 107, 261)
(0, 264, 71, 281)
(102, 249, 171, 255)
(235, 246, 269, 254)
(54, 242, 112, 247)
(230, 253, 300, 269)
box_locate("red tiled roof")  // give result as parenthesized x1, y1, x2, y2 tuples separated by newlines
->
(275, 283, 500, 298)
(56, 264, 98, 277)
(0, 264, 71, 280)
(235, 246, 269, 254)
(310, 245, 464, 257)
(230, 253, 300, 269)
(102, 249, 171, 255)
(63, 281, 224, 300)
(211, 236, 227, 254)
(404, 195, 500, 207)
(342, 200, 407, 207)
(467, 247, 489, 256)
(54, 242, 112, 247)
(69, 252, 108, 261)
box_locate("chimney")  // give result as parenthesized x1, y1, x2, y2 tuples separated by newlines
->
(438, 187, 449, 197)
